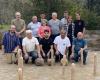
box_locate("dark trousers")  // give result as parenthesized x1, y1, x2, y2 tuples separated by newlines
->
(73, 49, 88, 64)
(55, 53, 63, 62)
(19, 37, 24, 57)
(24, 51, 38, 63)
(41, 50, 51, 62)
(68, 46, 72, 60)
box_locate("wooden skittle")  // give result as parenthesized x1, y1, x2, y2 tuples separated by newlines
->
(61, 55, 68, 66)
(47, 49, 55, 66)
(71, 63, 75, 80)
(18, 56, 23, 71)
(18, 68, 23, 80)
(80, 49, 83, 66)
(93, 53, 97, 76)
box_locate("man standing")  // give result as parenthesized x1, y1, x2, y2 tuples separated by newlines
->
(71, 32, 88, 65)
(11, 12, 26, 50)
(40, 13, 48, 22)
(74, 12, 85, 38)
(40, 30, 53, 61)
(22, 30, 41, 64)
(60, 11, 69, 29)
(48, 12, 61, 40)
(54, 28, 71, 62)
(67, 16, 75, 61)
(2, 25, 20, 64)
(27, 16, 41, 40)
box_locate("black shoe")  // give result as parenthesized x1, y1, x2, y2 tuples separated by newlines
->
(14, 61, 18, 65)
(83, 62, 87, 65)
(25, 61, 28, 64)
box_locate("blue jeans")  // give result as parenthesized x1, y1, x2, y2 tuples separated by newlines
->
(73, 49, 88, 64)
(24, 51, 38, 63)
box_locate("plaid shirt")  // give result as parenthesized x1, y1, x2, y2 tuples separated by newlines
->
(2, 32, 20, 53)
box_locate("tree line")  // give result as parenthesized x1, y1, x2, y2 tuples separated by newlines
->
(0, 0, 100, 30)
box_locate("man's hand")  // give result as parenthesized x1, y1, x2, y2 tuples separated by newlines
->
(79, 48, 83, 54)
(16, 32, 20, 37)
(25, 53, 28, 59)
(55, 51, 59, 55)
(42, 53, 46, 57)
(70, 53, 74, 58)
(13, 48, 18, 53)
(38, 53, 42, 58)
(47, 52, 50, 57)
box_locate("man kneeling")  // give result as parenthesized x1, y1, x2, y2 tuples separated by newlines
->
(40, 30, 54, 64)
(22, 30, 41, 64)
(71, 32, 88, 65)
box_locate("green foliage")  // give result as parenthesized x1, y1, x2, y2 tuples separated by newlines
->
(0, 0, 100, 30)
(0, 24, 10, 31)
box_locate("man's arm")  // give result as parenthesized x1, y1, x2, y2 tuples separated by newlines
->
(36, 44, 41, 58)
(23, 45, 27, 55)
(83, 44, 87, 50)
(13, 46, 19, 53)
(83, 28, 85, 35)
(54, 44, 59, 55)
(47, 45, 53, 56)
(64, 47, 68, 55)
(19, 21, 26, 34)
(40, 45, 45, 56)
(83, 20, 85, 35)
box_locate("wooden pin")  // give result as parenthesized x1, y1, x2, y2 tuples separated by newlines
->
(71, 63, 75, 80)
(51, 49, 55, 65)
(93, 53, 97, 76)
(17, 49, 22, 60)
(18, 56, 23, 70)
(18, 68, 23, 80)
(61, 55, 68, 80)
(61, 55, 68, 66)
(47, 49, 55, 66)
(80, 49, 83, 66)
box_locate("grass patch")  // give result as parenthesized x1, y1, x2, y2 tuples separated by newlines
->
(0, 24, 10, 31)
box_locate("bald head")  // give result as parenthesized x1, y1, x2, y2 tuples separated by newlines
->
(25, 30, 32, 39)
(15, 12, 21, 19)
(10, 25, 16, 32)
(52, 12, 57, 20)
(77, 32, 84, 39)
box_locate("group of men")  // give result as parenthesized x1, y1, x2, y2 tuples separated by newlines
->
(2, 11, 88, 65)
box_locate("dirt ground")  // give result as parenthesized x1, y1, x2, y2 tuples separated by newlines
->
(0, 50, 100, 80)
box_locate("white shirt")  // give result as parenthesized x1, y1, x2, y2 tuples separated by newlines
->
(27, 22, 41, 37)
(54, 35, 71, 55)
(22, 37, 39, 52)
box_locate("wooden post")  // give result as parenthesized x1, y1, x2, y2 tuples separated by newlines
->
(93, 53, 97, 76)
(18, 68, 23, 80)
(71, 63, 75, 80)
(80, 50, 83, 66)
(51, 49, 55, 66)
(17, 49, 22, 60)
(18, 56, 23, 70)
(61, 55, 68, 80)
